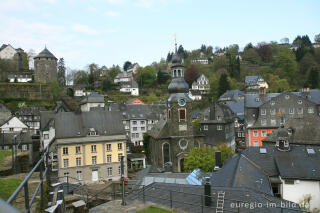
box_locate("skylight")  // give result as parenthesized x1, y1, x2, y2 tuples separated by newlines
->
(307, 148, 315, 154)
(259, 148, 267, 154)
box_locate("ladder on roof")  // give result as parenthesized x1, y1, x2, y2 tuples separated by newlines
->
(216, 191, 225, 213)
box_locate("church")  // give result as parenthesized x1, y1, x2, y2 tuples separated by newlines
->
(148, 43, 204, 172)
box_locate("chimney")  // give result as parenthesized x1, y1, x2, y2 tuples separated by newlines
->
(215, 151, 222, 168)
(209, 102, 215, 120)
(204, 177, 211, 206)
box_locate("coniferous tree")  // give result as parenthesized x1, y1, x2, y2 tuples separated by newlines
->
(57, 58, 66, 88)
(218, 73, 230, 97)
(307, 66, 320, 89)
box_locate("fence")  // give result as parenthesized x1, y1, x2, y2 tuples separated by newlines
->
(6, 146, 50, 213)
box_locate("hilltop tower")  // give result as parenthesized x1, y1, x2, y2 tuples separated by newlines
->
(34, 47, 58, 83)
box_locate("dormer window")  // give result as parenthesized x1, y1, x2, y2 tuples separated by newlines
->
(88, 128, 98, 136)
(255, 97, 260, 102)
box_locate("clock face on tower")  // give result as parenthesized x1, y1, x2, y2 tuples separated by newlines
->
(178, 98, 186, 106)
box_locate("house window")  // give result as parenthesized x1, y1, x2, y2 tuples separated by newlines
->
(255, 97, 260, 102)
(76, 171, 82, 180)
(253, 141, 259, 147)
(261, 119, 267, 126)
(308, 107, 314, 114)
(216, 116, 221, 121)
(63, 159, 69, 168)
(44, 134, 49, 139)
(217, 125, 222, 130)
(63, 147, 68, 155)
(91, 145, 97, 153)
(76, 146, 81, 154)
(107, 154, 112, 163)
(133, 121, 137, 125)
(64, 172, 69, 182)
(271, 119, 276, 126)
(108, 167, 112, 176)
(271, 101, 275, 105)
(106, 144, 111, 151)
(118, 153, 123, 162)
(179, 109, 186, 121)
(261, 109, 266, 115)
(289, 108, 294, 114)
(297, 108, 303, 114)
(133, 127, 137, 131)
(140, 121, 145, 125)
(122, 120, 126, 125)
(92, 156, 97, 165)
(141, 127, 145, 131)
(76, 157, 81, 166)
(270, 109, 276, 115)
(131, 133, 135, 138)
(136, 133, 139, 138)
(9, 128, 14, 132)
(253, 131, 259, 137)
(261, 130, 267, 137)
(118, 143, 122, 150)
(204, 125, 208, 130)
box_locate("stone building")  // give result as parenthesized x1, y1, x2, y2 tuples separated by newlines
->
(148, 45, 204, 172)
(34, 47, 58, 83)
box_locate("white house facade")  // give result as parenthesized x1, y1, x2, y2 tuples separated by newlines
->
(0, 44, 17, 59)
(0, 117, 28, 133)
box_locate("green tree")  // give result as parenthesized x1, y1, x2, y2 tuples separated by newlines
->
(157, 70, 170, 85)
(143, 134, 151, 162)
(136, 66, 157, 88)
(73, 70, 89, 86)
(243, 48, 261, 64)
(307, 66, 320, 89)
(57, 58, 66, 87)
(50, 81, 62, 100)
(101, 78, 112, 91)
(274, 46, 298, 83)
(315, 33, 320, 43)
(123, 61, 132, 71)
(88, 63, 99, 88)
(108, 66, 121, 80)
(218, 73, 230, 97)
(184, 143, 234, 172)
(21, 52, 29, 71)
(299, 53, 317, 74)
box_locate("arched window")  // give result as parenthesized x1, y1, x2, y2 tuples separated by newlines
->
(178, 69, 181, 77)
(163, 143, 170, 164)
(194, 140, 199, 148)
(168, 109, 171, 120)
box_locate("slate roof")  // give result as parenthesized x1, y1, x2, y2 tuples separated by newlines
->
(242, 144, 320, 180)
(115, 72, 133, 79)
(225, 101, 244, 120)
(40, 111, 56, 131)
(245, 75, 265, 86)
(245, 93, 280, 108)
(53, 111, 125, 138)
(80, 92, 105, 104)
(120, 80, 138, 89)
(219, 89, 244, 101)
(211, 154, 273, 195)
(293, 89, 320, 105)
(263, 117, 320, 145)
(16, 106, 46, 116)
(121, 104, 166, 121)
(128, 182, 301, 213)
(34, 47, 57, 59)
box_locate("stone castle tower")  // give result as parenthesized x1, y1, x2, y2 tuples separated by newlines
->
(34, 47, 58, 83)
(148, 42, 204, 172)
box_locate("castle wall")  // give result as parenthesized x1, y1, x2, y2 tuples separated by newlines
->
(34, 58, 57, 83)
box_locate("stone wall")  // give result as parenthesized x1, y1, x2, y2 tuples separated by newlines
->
(0, 83, 53, 99)
(34, 58, 57, 83)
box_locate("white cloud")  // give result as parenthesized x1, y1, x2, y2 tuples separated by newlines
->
(72, 24, 98, 35)
(135, 0, 169, 8)
(105, 10, 120, 17)
(106, 0, 125, 5)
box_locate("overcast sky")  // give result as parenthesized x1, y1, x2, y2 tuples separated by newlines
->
(1, 0, 319, 70)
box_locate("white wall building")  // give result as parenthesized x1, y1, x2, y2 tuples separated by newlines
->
(191, 74, 209, 91)
(8, 73, 33, 83)
(0, 117, 28, 133)
(114, 72, 133, 83)
(80, 92, 105, 112)
(120, 81, 139, 96)
(0, 44, 18, 60)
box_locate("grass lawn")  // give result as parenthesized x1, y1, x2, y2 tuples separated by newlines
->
(0, 178, 22, 200)
(0, 150, 12, 163)
(137, 206, 174, 213)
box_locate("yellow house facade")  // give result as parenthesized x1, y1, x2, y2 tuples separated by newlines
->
(57, 135, 127, 184)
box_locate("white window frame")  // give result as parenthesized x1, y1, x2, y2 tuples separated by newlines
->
(63, 159, 69, 168)
(261, 119, 267, 126)
(92, 156, 97, 165)
(253, 141, 259, 147)
(76, 157, 81, 166)
(217, 125, 223, 131)
(289, 108, 294, 115)
(107, 154, 112, 163)
(76, 171, 82, 180)
(253, 130, 259, 137)
(297, 108, 303, 114)
(76, 146, 81, 154)
(118, 143, 122, 150)
(261, 109, 266, 115)
(308, 107, 314, 114)
(91, 145, 97, 153)
(261, 130, 267, 137)
(204, 125, 208, 130)
(63, 147, 68, 155)
(108, 167, 112, 176)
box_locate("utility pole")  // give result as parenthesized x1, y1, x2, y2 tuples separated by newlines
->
(121, 156, 126, 206)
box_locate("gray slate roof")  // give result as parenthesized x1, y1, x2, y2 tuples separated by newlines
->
(80, 92, 105, 104)
(34, 47, 57, 59)
(53, 111, 125, 138)
(245, 75, 264, 86)
(115, 72, 133, 79)
(16, 106, 46, 116)
(245, 93, 280, 108)
(225, 101, 244, 120)
(120, 80, 138, 89)
(263, 117, 320, 145)
(242, 144, 320, 180)
(128, 182, 301, 213)
(219, 89, 244, 101)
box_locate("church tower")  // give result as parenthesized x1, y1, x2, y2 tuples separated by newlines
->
(167, 43, 193, 136)
(148, 39, 204, 173)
